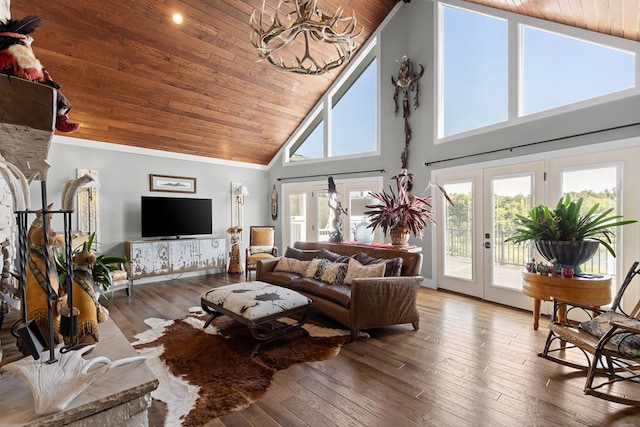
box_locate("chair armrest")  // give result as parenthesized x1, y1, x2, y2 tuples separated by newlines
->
(594, 317, 640, 354)
(609, 317, 640, 334)
(551, 297, 605, 325)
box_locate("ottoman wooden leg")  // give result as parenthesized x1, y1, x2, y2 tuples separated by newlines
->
(248, 308, 310, 356)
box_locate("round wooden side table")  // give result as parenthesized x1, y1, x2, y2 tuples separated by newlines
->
(522, 271, 612, 330)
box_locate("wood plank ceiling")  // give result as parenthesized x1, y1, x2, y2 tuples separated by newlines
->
(6, 0, 640, 166)
(465, 1, 640, 41)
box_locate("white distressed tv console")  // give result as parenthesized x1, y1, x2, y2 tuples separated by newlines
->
(125, 237, 226, 281)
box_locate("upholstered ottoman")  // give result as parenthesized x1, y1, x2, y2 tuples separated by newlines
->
(200, 281, 311, 356)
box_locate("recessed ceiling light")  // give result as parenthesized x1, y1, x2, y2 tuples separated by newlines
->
(172, 13, 183, 25)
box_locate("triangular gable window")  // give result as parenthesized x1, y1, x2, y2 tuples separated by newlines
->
(521, 26, 635, 115)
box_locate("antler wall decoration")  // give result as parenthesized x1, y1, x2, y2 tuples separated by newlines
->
(250, 0, 362, 75)
(392, 55, 424, 169)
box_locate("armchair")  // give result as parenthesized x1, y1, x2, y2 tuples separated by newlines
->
(539, 261, 640, 405)
(245, 226, 277, 280)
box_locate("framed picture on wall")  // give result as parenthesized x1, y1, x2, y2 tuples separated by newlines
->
(150, 174, 197, 193)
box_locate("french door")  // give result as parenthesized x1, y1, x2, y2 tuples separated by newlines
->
(482, 162, 545, 309)
(435, 162, 544, 310)
(434, 146, 638, 312)
(282, 178, 382, 248)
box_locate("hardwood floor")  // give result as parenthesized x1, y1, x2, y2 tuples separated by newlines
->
(3, 273, 640, 426)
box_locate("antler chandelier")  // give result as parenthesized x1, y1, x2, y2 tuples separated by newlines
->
(250, 0, 362, 75)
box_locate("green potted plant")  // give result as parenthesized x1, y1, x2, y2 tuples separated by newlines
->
(365, 169, 452, 246)
(505, 195, 637, 267)
(56, 232, 130, 292)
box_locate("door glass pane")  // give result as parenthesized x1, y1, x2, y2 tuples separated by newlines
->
(289, 193, 306, 246)
(493, 175, 534, 289)
(317, 191, 330, 242)
(561, 166, 618, 276)
(443, 181, 473, 280)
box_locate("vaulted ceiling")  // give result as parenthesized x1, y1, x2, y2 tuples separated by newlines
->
(7, 1, 640, 166)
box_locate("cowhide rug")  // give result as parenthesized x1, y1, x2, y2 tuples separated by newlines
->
(132, 308, 364, 426)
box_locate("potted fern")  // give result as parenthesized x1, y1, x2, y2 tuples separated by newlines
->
(365, 169, 451, 246)
(505, 195, 636, 268)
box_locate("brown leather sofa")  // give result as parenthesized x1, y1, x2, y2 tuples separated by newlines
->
(256, 241, 424, 340)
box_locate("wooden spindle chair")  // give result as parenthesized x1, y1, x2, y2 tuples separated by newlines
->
(539, 261, 640, 406)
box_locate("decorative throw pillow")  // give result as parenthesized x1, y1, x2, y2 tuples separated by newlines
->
(580, 312, 640, 358)
(304, 258, 324, 278)
(250, 245, 274, 254)
(319, 261, 348, 286)
(274, 257, 310, 275)
(312, 259, 331, 280)
(344, 258, 386, 285)
(285, 246, 323, 261)
(355, 253, 403, 277)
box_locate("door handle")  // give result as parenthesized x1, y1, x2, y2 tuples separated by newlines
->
(484, 242, 491, 249)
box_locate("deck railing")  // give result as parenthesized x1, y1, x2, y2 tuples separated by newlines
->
(447, 229, 610, 273)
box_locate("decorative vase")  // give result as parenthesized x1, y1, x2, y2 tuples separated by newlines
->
(534, 240, 600, 269)
(390, 226, 410, 247)
(354, 218, 374, 244)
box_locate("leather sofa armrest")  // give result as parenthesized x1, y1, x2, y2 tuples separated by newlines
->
(349, 276, 423, 328)
(351, 276, 423, 306)
(256, 257, 280, 279)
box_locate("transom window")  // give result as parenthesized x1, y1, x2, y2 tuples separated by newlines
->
(438, 2, 638, 139)
(521, 26, 635, 115)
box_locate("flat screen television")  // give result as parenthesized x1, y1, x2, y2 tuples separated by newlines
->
(141, 196, 212, 238)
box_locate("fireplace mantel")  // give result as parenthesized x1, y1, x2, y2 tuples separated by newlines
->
(0, 318, 158, 426)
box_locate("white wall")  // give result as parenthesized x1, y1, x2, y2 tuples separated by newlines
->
(28, 136, 269, 258)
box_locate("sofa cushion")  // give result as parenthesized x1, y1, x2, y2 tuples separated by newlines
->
(319, 248, 353, 264)
(344, 258, 386, 285)
(247, 252, 276, 266)
(285, 246, 323, 261)
(355, 252, 403, 277)
(274, 257, 310, 275)
(258, 271, 300, 287)
(287, 277, 352, 308)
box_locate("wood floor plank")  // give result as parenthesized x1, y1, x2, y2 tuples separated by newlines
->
(3, 272, 640, 426)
